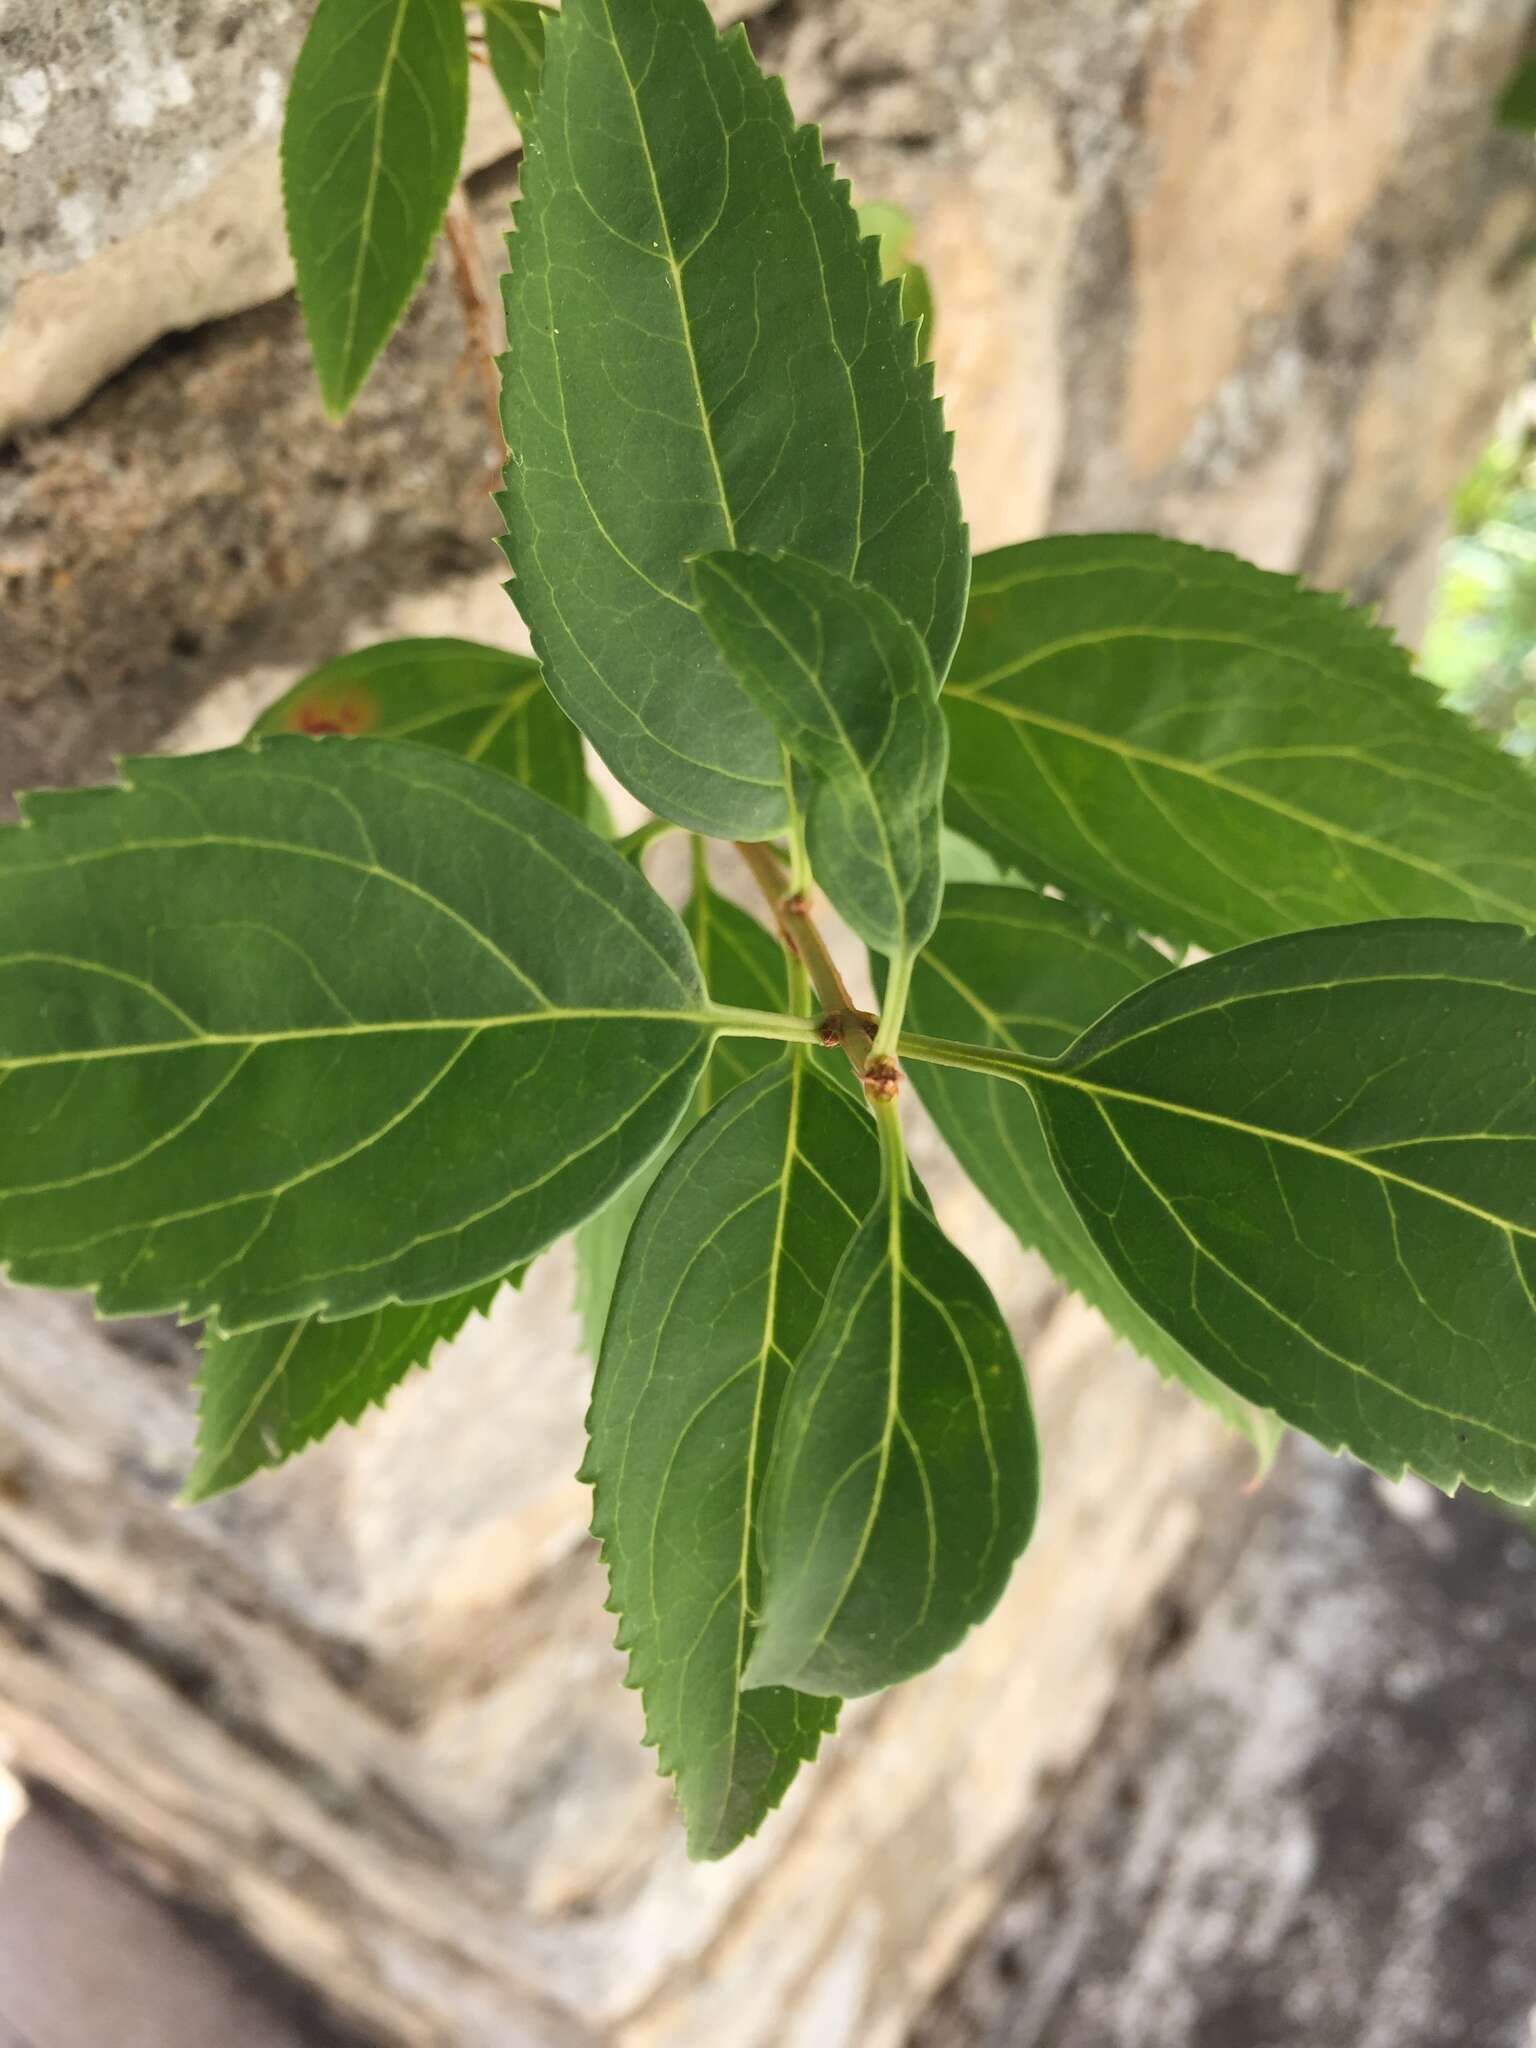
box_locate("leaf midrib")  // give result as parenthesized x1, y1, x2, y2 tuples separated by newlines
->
(0, 1006, 719, 1073)
(336, 0, 414, 387)
(599, 0, 738, 552)
(949, 642, 1536, 919)
(716, 1053, 804, 1833)
(1083, 1093, 1536, 1464)
(19, 1033, 704, 1306)
(784, 1182, 906, 1670)
(1004, 1056, 1536, 1242)
(900, 948, 1535, 1241)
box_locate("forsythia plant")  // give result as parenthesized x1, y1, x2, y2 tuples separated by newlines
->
(3, 0, 1535, 1861)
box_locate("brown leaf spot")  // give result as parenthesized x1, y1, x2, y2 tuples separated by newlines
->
(285, 685, 377, 738)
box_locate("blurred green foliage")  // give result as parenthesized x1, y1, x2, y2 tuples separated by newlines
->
(856, 199, 936, 362)
(1497, 56, 1536, 132)
(1420, 407, 1536, 762)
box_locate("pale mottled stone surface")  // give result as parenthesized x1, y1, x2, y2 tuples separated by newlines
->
(0, 62, 522, 437)
(0, 1111, 1252, 2047)
(7, 0, 1535, 803)
(0, 1, 774, 435)
(910, 1452, 1536, 2048)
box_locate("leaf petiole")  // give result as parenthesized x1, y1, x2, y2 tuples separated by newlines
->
(615, 817, 683, 862)
(895, 1027, 1044, 1086)
(734, 838, 878, 1072)
(874, 1092, 913, 1198)
(871, 945, 916, 1061)
(781, 746, 812, 897)
(708, 1004, 826, 1047)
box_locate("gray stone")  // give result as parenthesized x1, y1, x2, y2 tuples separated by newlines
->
(0, 0, 525, 432)
(910, 1450, 1536, 2048)
(0, 2, 783, 435)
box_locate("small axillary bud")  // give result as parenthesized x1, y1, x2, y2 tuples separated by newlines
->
(862, 1055, 901, 1102)
(784, 890, 813, 918)
(818, 1006, 881, 1051)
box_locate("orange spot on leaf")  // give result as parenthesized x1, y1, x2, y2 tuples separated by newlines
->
(284, 685, 378, 738)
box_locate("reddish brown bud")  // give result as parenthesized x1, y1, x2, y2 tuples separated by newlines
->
(863, 1056, 901, 1102)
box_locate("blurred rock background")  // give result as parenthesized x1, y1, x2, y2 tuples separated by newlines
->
(1, 3, 1534, 2043)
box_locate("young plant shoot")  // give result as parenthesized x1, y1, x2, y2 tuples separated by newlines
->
(1, 0, 1534, 1861)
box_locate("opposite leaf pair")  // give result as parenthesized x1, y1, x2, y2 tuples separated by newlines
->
(588, 1053, 1036, 1856)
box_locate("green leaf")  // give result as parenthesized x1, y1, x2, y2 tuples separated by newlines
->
(185, 1274, 509, 1503)
(1498, 57, 1536, 131)
(483, 0, 550, 124)
(902, 884, 1283, 1463)
(684, 878, 789, 1109)
(572, 1172, 653, 1362)
(282, 0, 470, 416)
(588, 1055, 876, 1855)
(572, 876, 786, 1355)
(222, 641, 589, 1441)
(940, 826, 1010, 885)
(944, 536, 1536, 952)
(499, 0, 968, 837)
(586, 779, 619, 841)
(0, 738, 712, 1332)
(693, 552, 947, 958)
(744, 1170, 1039, 1697)
(1015, 919, 1536, 1501)
(252, 638, 586, 815)
(856, 199, 935, 359)
(197, 641, 591, 1486)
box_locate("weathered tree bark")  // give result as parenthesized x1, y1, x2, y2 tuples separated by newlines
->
(0, 3, 1533, 2044)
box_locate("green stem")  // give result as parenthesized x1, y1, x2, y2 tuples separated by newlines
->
(786, 946, 812, 1018)
(710, 1004, 825, 1046)
(711, 1015, 1052, 1076)
(872, 946, 916, 1061)
(614, 818, 681, 863)
(782, 746, 812, 897)
(734, 837, 876, 1070)
(874, 1093, 912, 1197)
(895, 1028, 1044, 1086)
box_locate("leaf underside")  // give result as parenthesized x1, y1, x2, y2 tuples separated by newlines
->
(499, 0, 968, 836)
(902, 884, 1283, 1462)
(944, 535, 1536, 952)
(588, 1055, 878, 1857)
(483, 0, 550, 124)
(1029, 919, 1536, 1501)
(746, 1179, 1040, 1698)
(186, 1275, 506, 1502)
(252, 638, 586, 816)
(0, 739, 708, 1333)
(693, 551, 948, 957)
(283, 0, 469, 415)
